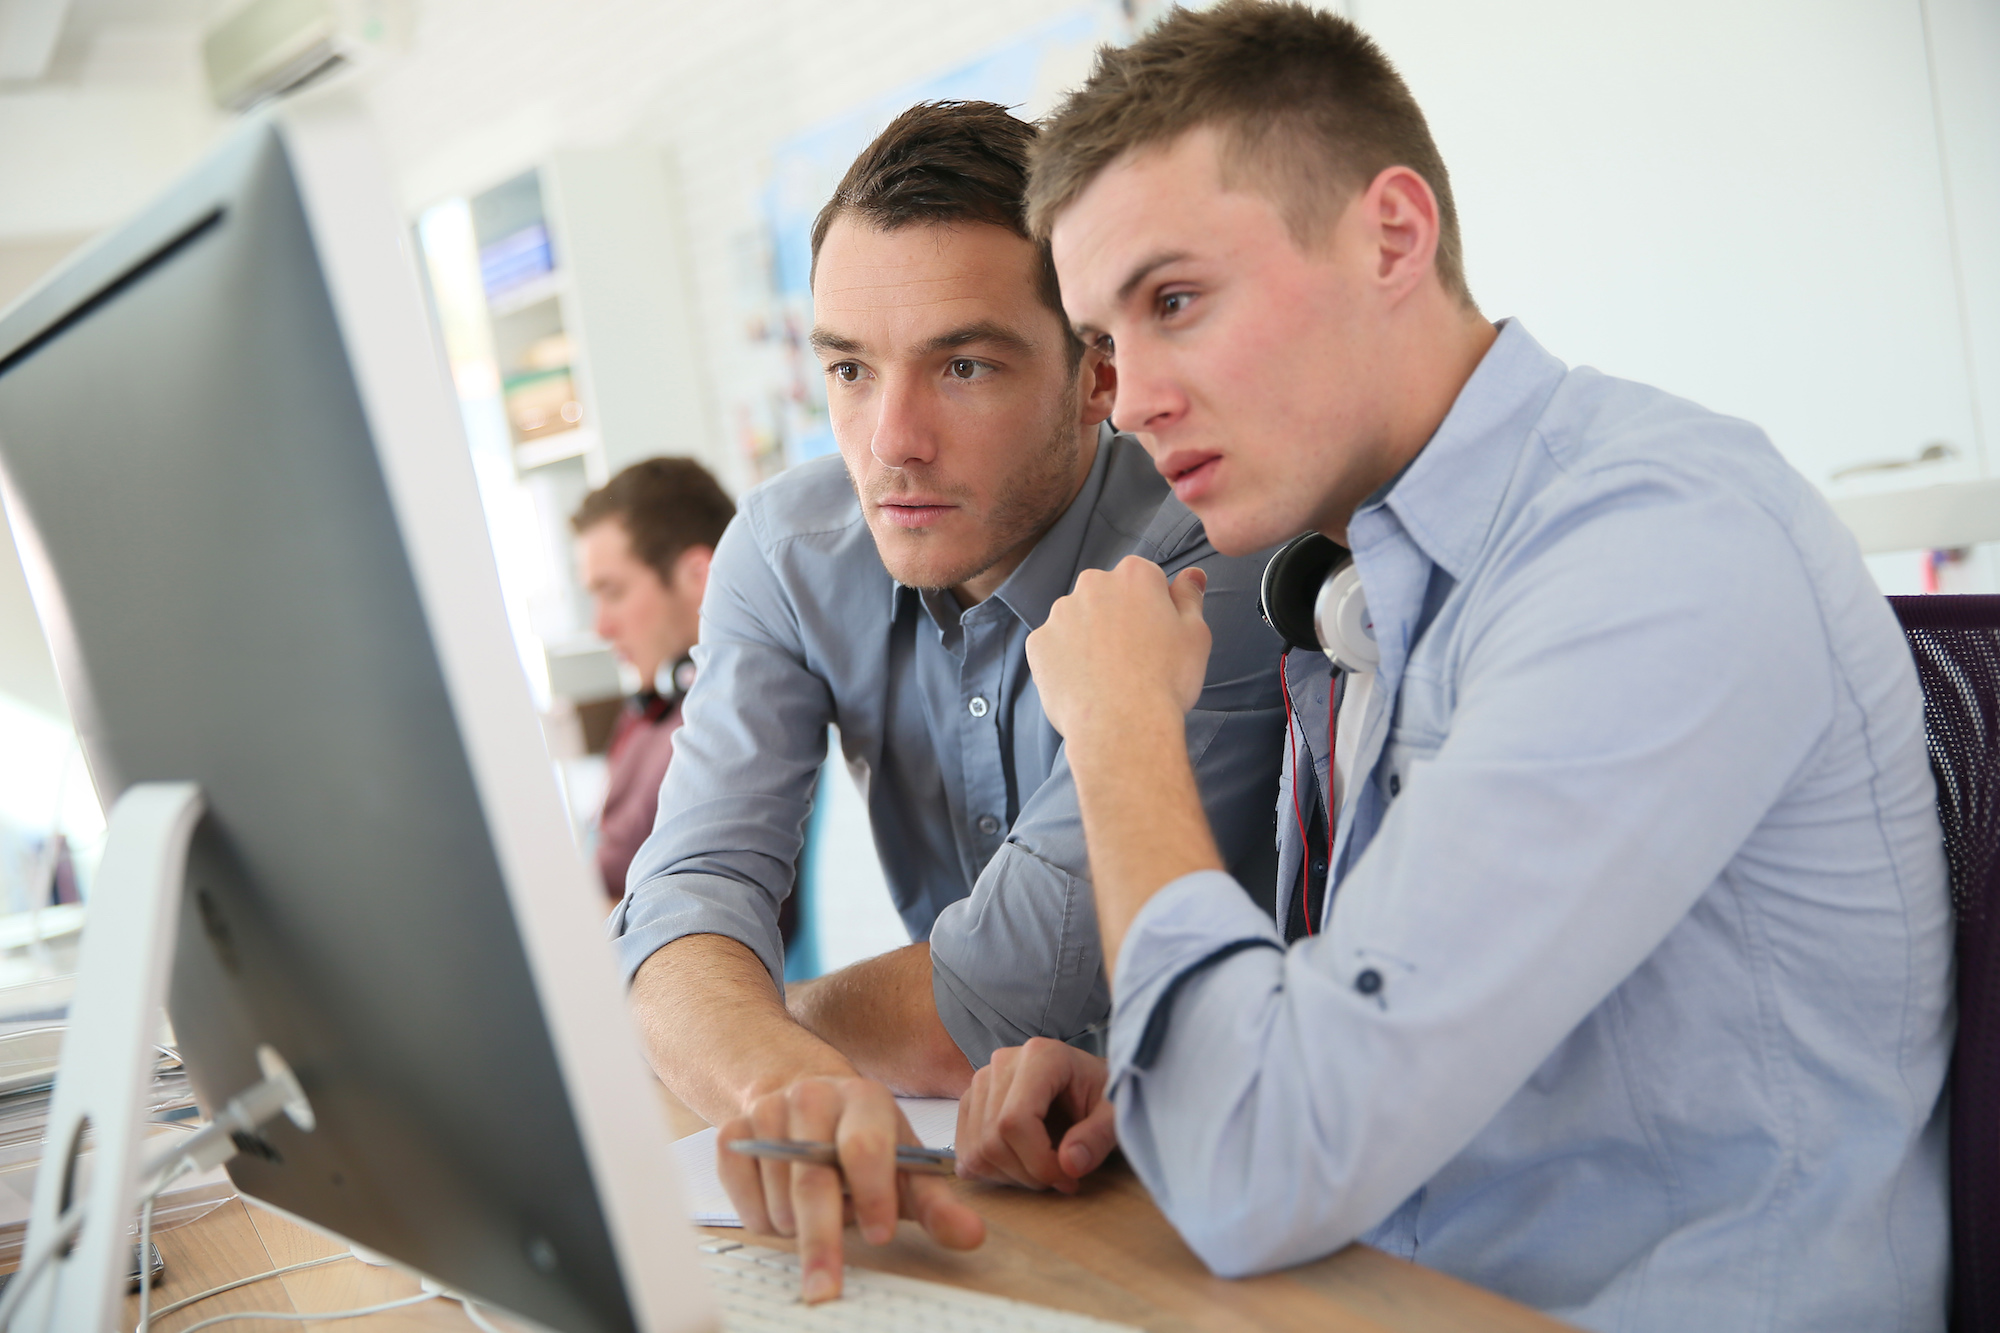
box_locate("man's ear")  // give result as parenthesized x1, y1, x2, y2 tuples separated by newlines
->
(1078, 342, 1118, 427)
(673, 544, 714, 597)
(1361, 165, 1442, 301)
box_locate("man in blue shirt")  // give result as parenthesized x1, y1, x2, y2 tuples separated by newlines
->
(613, 101, 1284, 1300)
(957, 4, 1953, 1329)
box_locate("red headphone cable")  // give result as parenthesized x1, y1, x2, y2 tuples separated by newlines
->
(1321, 670, 1339, 934)
(1279, 651, 1314, 936)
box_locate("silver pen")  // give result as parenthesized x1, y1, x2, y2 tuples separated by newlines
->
(726, 1139, 958, 1176)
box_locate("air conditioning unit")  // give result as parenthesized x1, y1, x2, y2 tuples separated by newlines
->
(202, 0, 411, 111)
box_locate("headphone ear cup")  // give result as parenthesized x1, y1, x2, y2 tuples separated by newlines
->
(1260, 533, 1347, 654)
(1314, 563, 1380, 673)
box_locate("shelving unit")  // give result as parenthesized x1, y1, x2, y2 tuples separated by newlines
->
(468, 170, 593, 474)
(415, 147, 720, 716)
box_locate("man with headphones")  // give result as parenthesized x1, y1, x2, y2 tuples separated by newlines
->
(951, 5, 1952, 1330)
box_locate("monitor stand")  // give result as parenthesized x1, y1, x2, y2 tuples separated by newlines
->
(11, 780, 205, 1328)
(13, 782, 206, 1332)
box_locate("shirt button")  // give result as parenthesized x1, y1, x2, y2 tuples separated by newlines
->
(977, 814, 1001, 836)
(968, 695, 990, 718)
(1387, 773, 1401, 797)
(1355, 968, 1383, 996)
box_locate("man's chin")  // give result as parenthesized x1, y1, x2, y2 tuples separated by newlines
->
(1192, 501, 1308, 559)
(871, 530, 991, 593)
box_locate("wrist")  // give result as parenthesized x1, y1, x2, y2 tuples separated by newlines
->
(738, 1054, 858, 1116)
(1063, 687, 1185, 770)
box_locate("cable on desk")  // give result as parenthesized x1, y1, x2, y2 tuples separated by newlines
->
(165, 1288, 439, 1332)
(0, 1054, 314, 1331)
(137, 1251, 348, 1329)
(0, 1150, 194, 1330)
(136, 1189, 157, 1333)
(459, 1297, 507, 1333)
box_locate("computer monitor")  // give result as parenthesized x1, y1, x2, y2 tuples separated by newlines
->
(0, 94, 710, 1333)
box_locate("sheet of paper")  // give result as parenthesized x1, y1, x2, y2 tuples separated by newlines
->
(673, 1096, 958, 1228)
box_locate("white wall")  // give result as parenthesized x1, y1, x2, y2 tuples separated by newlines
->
(352, 0, 1119, 495)
(1360, 0, 1989, 500)
(0, 20, 225, 242)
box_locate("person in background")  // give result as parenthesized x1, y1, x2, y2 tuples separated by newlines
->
(570, 456, 734, 903)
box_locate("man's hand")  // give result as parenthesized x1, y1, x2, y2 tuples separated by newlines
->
(1025, 557, 1225, 961)
(955, 1040, 1116, 1194)
(1026, 557, 1211, 743)
(715, 1076, 984, 1303)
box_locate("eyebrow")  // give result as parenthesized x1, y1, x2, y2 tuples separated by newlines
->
(915, 321, 1037, 358)
(1116, 250, 1191, 305)
(1073, 252, 1193, 344)
(807, 321, 1037, 359)
(809, 327, 863, 354)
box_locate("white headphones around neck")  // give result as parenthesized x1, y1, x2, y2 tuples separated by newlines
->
(1259, 533, 1380, 674)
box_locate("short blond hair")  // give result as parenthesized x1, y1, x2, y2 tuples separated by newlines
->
(1028, 0, 1469, 303)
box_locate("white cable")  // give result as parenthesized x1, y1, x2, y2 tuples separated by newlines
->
(139, 1253, 348, 1325)
(0, 1060, 308, 1331)
(170, 1289, 438, 1331)
(459, 1297, 507, 1333)
(135, 1190, 157, 1332)
(0, 1147, 189, 1331)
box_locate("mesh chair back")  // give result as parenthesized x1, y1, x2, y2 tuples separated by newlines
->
(1890, 594, 2000, 1333)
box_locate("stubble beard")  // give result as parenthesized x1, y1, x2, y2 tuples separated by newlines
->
(861, 383, 1083, 593)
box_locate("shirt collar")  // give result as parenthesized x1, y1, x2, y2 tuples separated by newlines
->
(1359, 319, 1567, 582)
(888, 427, 1117, 632)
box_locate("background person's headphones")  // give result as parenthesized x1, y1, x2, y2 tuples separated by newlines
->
(1259, 533, 1380, 674)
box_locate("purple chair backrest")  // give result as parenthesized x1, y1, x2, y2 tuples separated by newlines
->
(1890, 594, 2000, 1333)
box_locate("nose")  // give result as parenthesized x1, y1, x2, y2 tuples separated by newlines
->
(593, 601, 617, 644)
(869, 371, 940, 470)
(1108, 343, 1184, 436)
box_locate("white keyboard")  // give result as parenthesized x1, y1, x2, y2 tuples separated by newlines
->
(696, 1238, 1137, 1332)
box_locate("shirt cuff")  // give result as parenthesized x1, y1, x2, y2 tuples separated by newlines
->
(609, 871, 785, 989)
(1107, 869, 1284, 1083)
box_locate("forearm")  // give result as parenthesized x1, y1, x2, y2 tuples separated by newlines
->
(628, 933, 856, 1126)
(787, 943, 972, 1097)
(1065, 699, 1223, 964)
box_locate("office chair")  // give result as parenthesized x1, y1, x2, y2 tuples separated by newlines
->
(1890, 594, 2000, 1333)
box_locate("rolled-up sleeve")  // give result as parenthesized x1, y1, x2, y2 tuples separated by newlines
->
(929, 530, 1284, 1065)
(608, 510, 833, 989)
(1105, 478, 1836, 1278)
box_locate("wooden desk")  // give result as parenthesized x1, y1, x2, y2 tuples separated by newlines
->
(117, 1123, 1575, 1333)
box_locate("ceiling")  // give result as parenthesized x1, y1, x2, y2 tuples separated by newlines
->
(1, 0, 224, 86)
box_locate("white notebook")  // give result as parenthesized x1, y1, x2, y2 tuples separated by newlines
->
(672, 1097, 959, 1227)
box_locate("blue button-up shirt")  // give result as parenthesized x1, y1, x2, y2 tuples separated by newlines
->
(1107, 322, 1952, 1332)
(610, 433, 1284, 1063)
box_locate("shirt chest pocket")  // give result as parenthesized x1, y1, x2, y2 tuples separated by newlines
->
(1382, 668, 1450, 799)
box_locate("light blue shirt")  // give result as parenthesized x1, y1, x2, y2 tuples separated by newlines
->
(1106, 321, 1952, 1332)
(610, 434, 1285, 1062)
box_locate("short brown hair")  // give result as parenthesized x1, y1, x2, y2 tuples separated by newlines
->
(810, 100, 1082, 365)
(570, 457, 735, 583)
(1028, 0, 1469, 303)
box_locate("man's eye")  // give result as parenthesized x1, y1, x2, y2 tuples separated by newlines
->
(829, 362, 862, 383)
(948, 358, 990, 380)
(1159, 291, 1193, 317)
